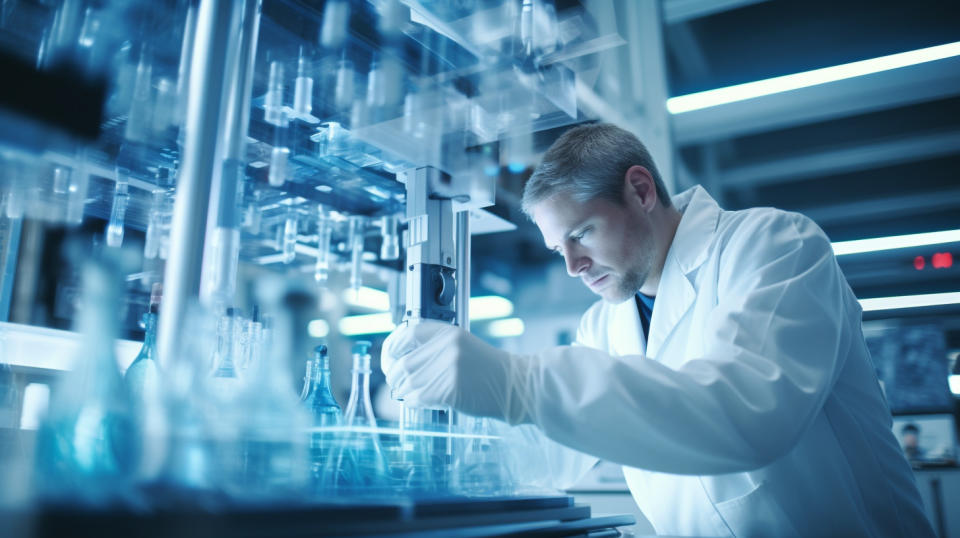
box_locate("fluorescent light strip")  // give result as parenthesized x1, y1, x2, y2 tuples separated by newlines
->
(859, 292, 960, 312)
(339, 312, 396, 336)
(470, 296, 514, 320)
(343, 287, 391, 311)
(832, 229, 960, 256)
(667, 41, 960, 114)
(950, 375, 960, 396)
(487, 317, 525, 338)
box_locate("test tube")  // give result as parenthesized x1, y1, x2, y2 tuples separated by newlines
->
(282, 209, 299, 264)
(348, 215, 365, 292)
(380, 214, 399, 261)
(520, 0, 534, 58)
(65, 153, 89, 225)
(125, 50, 153, 143)
(153, 77, 177, 134)
(314, 205, 333, 284)
(334, 58, 355, 113)
(319, 0, 350, 50)
(266, 60, 291, 187)
(144, 190, 164, 259)
(264, 60, 285, 125)
(106, 168, 129, 248)
(293, 48, 313, 118)
(366, 56, 385, 109)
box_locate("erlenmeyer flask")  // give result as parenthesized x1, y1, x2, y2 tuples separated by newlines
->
(33, 257, 139, 505)
(124, 282, 166, 482)
(329, 341, 388, 494)
(224, 279, 310, 501)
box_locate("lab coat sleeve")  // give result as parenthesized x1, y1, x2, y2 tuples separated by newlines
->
(484, 322, 604, 492)
(510, 213, 853, 474)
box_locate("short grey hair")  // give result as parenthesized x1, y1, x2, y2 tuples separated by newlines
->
(521, 123, 672, 217)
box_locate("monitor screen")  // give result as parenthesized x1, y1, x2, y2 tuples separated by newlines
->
(865, 324, 954, 415)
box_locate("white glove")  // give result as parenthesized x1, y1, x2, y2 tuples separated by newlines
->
(381, 320, 532, 423)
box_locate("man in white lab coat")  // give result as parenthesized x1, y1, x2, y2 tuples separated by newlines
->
(382, 123, 935, 537)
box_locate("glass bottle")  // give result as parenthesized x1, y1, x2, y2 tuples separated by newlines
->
(33, 257, 139, 504)
(125, 283, 162, 402)
(225, 281, 311, 501)
(124, 282, 166, 481)
(330, 341, 387, 493)
(302, 345, 341, 493)
(302, 345, 341, 426)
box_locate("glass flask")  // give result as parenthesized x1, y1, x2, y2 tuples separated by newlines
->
(33, 257, 139, 505)
(208, 307, 241, 403)
(301, 345, 341, 492)
(124, 283, 166, 481)
(222, 280, 310, 501)
(125, 283, 162, 403)
(328, 341, 388, 494)
(153, 303, 224, 499)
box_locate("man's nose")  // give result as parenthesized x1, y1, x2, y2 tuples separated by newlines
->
(564, 249, 590, 277)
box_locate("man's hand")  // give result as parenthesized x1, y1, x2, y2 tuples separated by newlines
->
(381, 320, 529, 422)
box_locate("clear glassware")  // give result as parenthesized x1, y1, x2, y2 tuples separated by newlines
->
(282, 210, 298, 264)
(224, 280, 311, 501)
(293, 47, 313, 118)
(124, 283, 166, 482)
(208, 308, 241, 404)
(105, 175, 129, 248)
(329, 341, 388, 494)
(125, 283, 162, 402)
(348, 216, 365, 293)
(154, 303, 223, 497)
(314, 205, 333, 285)
(301, 345, 341, 493)
(33, 257, 139, 505)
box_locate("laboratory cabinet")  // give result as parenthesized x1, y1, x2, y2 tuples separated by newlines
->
(0, 0, 638, 535)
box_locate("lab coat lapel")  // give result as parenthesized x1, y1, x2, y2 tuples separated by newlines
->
(645, 186, 720, 359)
(612, 297, 646, 356)
(645, 257, 695, 359)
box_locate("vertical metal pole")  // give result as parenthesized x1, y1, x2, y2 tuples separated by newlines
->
(0, 217, 21, 322)
(158, 0, 242, 365)
(200, 0, 261, 305)
(455, 210, 470, 331)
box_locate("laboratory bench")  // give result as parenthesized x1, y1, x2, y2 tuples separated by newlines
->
(2, 495, 636, 537)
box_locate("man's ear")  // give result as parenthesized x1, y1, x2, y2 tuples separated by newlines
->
(624, 165, 657, 210)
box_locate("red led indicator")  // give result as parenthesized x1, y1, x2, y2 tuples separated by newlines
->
(932, 252, 953, 269)
(914, 256, 925, 270)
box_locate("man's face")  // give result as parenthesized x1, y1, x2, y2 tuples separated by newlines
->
(532, 192, 656, 303)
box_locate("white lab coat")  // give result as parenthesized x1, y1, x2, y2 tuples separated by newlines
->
(518, 186, 934, 537)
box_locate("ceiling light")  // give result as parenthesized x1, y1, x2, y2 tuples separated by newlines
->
(487, 318, 525, 338)
(667, 41, 960, 114)
(950, 375, 960, 396)
(335, 295, 514, 336)
(859, 292, 960, 312)
(339, 312, 396, 336)
(343, 286, 391, 311)
(832, 229, 960, 256)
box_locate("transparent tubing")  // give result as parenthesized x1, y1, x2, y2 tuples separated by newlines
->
(314, 205, 333, 284)
(282, 209, 298, 264)
(266, 60, 290, 187)
(201, 0, 261, 307)
(293, 47, 313, 118)
(105, 174, 129, 248)
(348, 215, 365, 292)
